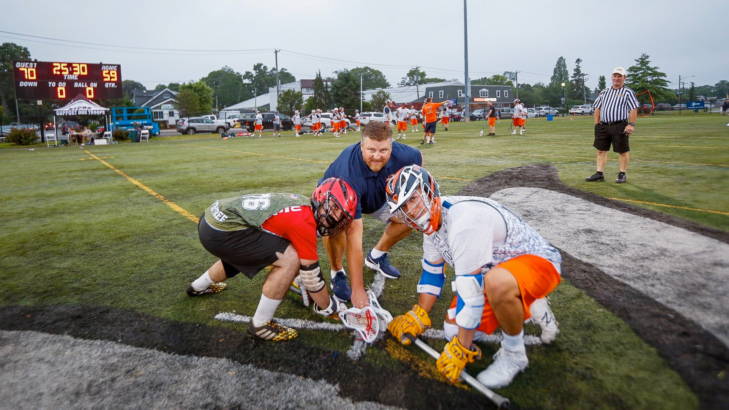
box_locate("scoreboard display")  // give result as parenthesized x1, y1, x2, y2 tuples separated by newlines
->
(13, 61, 123, 100)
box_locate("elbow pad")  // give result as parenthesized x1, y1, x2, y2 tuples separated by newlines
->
(417, 259, 446, 297)
(299, 261, 325, 293)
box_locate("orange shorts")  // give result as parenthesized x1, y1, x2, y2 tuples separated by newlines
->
(295, 125, 301, 131)
(448, 254, 561, 335)
(340, 121, 347, 128)
(312, 123, 319, 131)
(513, 118, 520, 127)
(410, 118, 418, 125)
(255, 124, 263, 131)
(442, 117, 450, 125)
(520, 119, 526, 126)
(331, 122, 339, 131)
(489, 118, 496, 126)
(356, 121, 360, 126)
(397, 121, 408, 131)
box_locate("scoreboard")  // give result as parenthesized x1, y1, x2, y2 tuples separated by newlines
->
(13, 61, 123, 100)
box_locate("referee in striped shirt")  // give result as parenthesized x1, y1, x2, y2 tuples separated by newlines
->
(586, 67, 640, 183)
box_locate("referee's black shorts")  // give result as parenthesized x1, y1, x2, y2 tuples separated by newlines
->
(593, 121, 630, 153)
(198, 215, 290, 279)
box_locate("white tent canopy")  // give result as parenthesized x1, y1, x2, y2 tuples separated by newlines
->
(54, 95, 109, 116)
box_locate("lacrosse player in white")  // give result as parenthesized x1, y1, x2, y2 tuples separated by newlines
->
(385, 165, 561, 388)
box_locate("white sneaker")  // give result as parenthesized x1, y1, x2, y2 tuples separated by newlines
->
(476, 346, 528, 389)
(396, 135, 401, 140)
(520, 130, 523, 135)
(529, 297, 559, 344)
(402, 135, 406, 139)
(511, 130, 516, 135)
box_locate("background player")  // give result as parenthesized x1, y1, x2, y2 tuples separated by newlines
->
(320, 121, 423, 307)
(255, 111, 263, 138)
(187, 179, 357, 341)
(385, 165, 561, 389)
(441, 105, 450, 131)
(409, 106, 419, 133)
(421, 97, 449, 145)
(511, 99, 524, 135)
(293, 110, 302, 137)
(354, 109, 361, 131)
(396, 104, 409, 140)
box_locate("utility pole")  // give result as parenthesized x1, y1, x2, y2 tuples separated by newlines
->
(678, 74, 681, 115)
(360, 74, 363, 114)
(274, 49, 281, 101)
(463, 0, 470, 122)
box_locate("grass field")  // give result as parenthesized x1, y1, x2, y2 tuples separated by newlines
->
(1, 114, 727, 409)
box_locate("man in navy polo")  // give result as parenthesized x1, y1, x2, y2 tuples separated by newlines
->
(320, 121, 423, 308)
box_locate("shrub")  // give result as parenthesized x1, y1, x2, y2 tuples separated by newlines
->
(6, 127, 38, 146)
(112, 129, 129, 141)
(89, 123, 99, 132)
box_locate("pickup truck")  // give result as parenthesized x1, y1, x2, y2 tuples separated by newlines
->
(177, 117, 229, 135)
(200, 114, 236, 128)
(207, 112, 244, 128)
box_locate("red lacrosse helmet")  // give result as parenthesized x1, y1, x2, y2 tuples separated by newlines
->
(311, 178, 357, 236)
(386, 165, 441, 235)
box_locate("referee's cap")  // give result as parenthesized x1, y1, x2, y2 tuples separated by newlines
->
(612, 67, 627, 76)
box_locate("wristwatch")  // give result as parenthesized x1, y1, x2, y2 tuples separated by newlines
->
(628, 122, 635, 126)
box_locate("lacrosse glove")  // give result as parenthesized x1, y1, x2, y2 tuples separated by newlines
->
(387, 304, 431, 345)
(436, 336, 482, 383)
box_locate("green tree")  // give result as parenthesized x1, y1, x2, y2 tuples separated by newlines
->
(595, 75, 606, 94)
(154, 84, 167, 91)
(370, 90, 391, 111)
(304, 71, 332, 111)
(713, 80, 729, 98)
(277, 89, 303, 116)
(0, 42, 31, 119)
(400, 67, 425, 86)
(330, 69, 361, 110)
(202, 66, 245, 108)
(243, 63, 296, 98)
(122, 80, 146, 100)
(349, 66, 390, 89)
(569, 58, 589, 101)
(177, 81, 213, 117)
(625, 53, 671, 104)
(549, 57, 570, 89)
(168, 83, 181, 92)
(687, 82, 696, 101)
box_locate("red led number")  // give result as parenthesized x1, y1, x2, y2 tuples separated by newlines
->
(86, 87, 94, 98)
(57, 86, 66, 98)
(103, 70, 118, 82)
(19, 67, 36, 80)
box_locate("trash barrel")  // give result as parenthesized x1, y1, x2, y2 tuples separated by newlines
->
(129, 130, 137, 142)
(547, 114, 553, 121)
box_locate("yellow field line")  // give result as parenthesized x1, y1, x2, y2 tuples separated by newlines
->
(201, 146, 331, 164)
(84, 150, 199, 223)
(607, 197, 729, 216)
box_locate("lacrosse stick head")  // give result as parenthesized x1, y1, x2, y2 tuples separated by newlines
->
(340, 306, 379, 343)
(367, 290, 393, 331)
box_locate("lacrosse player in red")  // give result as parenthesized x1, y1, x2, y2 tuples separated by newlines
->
(187, 178, 357, 341)
(385, 165, 561, 388)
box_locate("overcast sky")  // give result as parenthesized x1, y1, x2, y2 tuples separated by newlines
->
(1, 0, 727, 93)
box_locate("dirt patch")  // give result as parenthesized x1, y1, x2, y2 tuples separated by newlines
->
(0, 305, 502, 410)
(459, 164, 729, 409)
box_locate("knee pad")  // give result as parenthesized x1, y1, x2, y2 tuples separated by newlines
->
(300, 261, 325, 293)
(454, 274, 485, 330)
(443, 321, 459, 341)
(417, 259, 445, 297)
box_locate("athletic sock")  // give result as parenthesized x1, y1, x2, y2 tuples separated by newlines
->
(370, 248, 386, 259)
(252, 294, 282, 327)
(502, 329, 525, 352)
(331, 269, 346, 279)
(192, 270, 214, 291)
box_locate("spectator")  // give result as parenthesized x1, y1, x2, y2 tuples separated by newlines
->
(722, 99, 729, 116)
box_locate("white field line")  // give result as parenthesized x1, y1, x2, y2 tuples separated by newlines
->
(214, 312, 543, 346)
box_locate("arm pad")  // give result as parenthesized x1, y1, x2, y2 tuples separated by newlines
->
(417, 259, 446, 297)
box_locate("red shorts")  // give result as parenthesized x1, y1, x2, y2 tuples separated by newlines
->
(397, 121, 408, 131)
(295, 125, 301, 131)
(489, 118, 496, 126)
(448, 254, 561, 335)
(255, 124, 263, 131)
(442, 117, 450, 125)
(410, 119, 418, 125)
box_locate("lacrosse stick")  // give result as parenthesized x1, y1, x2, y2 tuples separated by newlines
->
(368, 292, 510, 409)
(480, 116, 488, 137)
(340, 305, 379, 343)
(289, 278, 309, 307)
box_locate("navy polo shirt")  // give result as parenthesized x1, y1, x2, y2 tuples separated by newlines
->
(321, 141, 423, 219)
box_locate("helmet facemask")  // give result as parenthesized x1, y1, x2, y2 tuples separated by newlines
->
(311, 178, 357, 237)
(386, 165, 441, 234)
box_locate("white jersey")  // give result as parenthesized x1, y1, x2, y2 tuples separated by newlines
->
(397, 107, 408, 122)
(442, 108, 450, 118)
(409, 109, 418, 120)
(313, 113, 321, 123)
(422, 196, 562, 275)
(513, 104, 524, 119)
(520, 105, 528, 119)
(255, 114, 263, 125)
(293, 114, 301, 125)
(354, 113, 360, 120)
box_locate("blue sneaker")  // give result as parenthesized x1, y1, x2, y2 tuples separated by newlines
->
(330, 271, 351, 302)
(365, 251, 401, 279)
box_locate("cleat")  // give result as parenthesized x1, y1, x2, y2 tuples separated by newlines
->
(331, 271, 352, 302)
(585, 172, 605, 182)
(529, 298, 559, 344)
(365, 251, 400, 279)
(420, 140, 425, 145)
(476, 346, 528, 389)
(247, 319, 298, 341)
(616, 172, 627, 183)
(186, 282, 227, 297)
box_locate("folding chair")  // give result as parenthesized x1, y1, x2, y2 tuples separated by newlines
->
(139, 129, 150, 143)
(45, 132, 57, 147)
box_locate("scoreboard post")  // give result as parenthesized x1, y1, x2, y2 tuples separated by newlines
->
(13, 61, 123, 101)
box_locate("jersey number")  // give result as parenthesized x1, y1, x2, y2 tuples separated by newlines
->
(242, 194, 271, 210)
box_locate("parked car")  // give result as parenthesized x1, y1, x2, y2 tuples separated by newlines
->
(498, 107, 513, 119)
(537, 107, 559, 116)
(216, 111, 245, 127)
(177, 117, 230, 135)
(655, 103, 673, 111)
(673, 104, 687, 110)
(450, 111, 463, 122)
(240, 112, 294, 131)
(569, 105, 593, 115)
(526, 108, 538, 118)
(200, 114, 234, 129)
(471, 109, 486, 120)
(355, 112, 388, 126)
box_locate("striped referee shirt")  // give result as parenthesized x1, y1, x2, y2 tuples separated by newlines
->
(593, 86, 640, 123)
